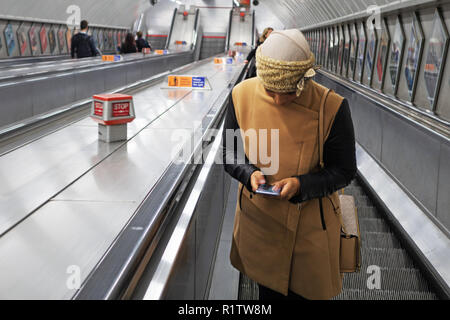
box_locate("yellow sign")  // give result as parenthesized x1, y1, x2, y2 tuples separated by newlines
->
(168, 76, 192, 87)
(167, 75, 207, 88)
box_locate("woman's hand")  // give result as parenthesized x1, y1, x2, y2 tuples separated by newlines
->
(250, 171, 266, 192)
(272, 178, 300, 200)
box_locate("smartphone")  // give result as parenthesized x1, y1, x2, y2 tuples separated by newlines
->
(255, 184, 281, 197)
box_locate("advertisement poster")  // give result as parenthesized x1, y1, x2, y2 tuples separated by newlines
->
(98, 30, 104, 50)
(357, 25, 366, 81)
(4, 23, 16, 56)
(349, 25, 358, 76)
(376, 27, 389, 84)
(58, 29, 65, 52)
(108, 31, 113, 50)
(48, 29, 56, 53)
(29, 26, 39, 55)
(17, 29, 28, 56)
(389, 20, 404, 90)
(40, 26, 48, 53)
(404, 18, 421, 97)
(338, 26, 344, 72)
(343, 26, 350, 76)
(117, 32, 122, 47)
(424, 11, 448, 107)
(66, 28, 72, 52)
(366, 27, 376, 82)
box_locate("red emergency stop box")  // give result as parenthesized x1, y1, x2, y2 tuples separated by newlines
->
(90, 94, 136, 142)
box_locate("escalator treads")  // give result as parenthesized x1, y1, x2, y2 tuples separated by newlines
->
(237, 180, 438, 300)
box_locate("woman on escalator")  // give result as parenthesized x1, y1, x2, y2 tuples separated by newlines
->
(222, 29, 357, 300)
(120, 33, 138, 54)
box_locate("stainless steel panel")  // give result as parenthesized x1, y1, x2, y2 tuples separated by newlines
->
(126, 61, 143, 85)
(436, 142, 450, 231)
(104, 65, 127, 91)
(381, 111, 440, 215)
(351, 95, 383, 160)
(195, 165, 226, 299)
(0, 200, 137, 300)
(0, 126, 122, 236)
(31, 73, 76, 115)
(74, 69, 106, 101)
(0, 81, 33, 128)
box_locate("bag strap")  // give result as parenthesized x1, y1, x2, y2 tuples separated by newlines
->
(319, 88, 331, 167)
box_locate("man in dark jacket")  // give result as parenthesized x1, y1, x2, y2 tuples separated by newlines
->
(71, 20, 99, 59)
(136, 31, 152, 52)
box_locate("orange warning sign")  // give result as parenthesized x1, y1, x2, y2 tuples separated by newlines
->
(102, 55, 115, 62)
(168, 76, 192, 87)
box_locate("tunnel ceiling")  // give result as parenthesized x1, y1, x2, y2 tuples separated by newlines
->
(0, 0, 150, 28)
(257, 0, 406, 29)
(0, 0, 415, 31)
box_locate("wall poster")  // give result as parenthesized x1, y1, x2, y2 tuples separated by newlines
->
(375, 19, 390, 87)
(357, 23, 366, 82)
(58, 28, 66, 52)
(366, 24, 377, 84)
(48, 28, 56, 54)
(389, 17, 405, 93)
(40, 25, 48, 53)
(424, 9, 449, 109)
(29, 25, 40, 55)
(404, 13, 424, 99)
(17, 28, 28, 56)
(66, 28, 72, 52)
(4, 23, 15, 56)
(342, 24, 351, 77)
(349, 23, 358, 79)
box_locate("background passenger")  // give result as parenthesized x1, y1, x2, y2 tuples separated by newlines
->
(120, 33, 138, 54)
(71, 20, 100, 59)
(245, 27, 273, 78)
(136, 31, 152, 52)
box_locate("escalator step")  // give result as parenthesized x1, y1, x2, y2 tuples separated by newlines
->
(359, 218, 391, 233)
(361, 231, 401, 248)
(360, 247, 416, 269)
(357, 206, 381, 219)
(334, 289, 437, 300)
(342, 268, 433, 292)
(238, 273, 258, 300)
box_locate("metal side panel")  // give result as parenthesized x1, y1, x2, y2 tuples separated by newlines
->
(104, 65, 128, 91)
(74, 69, 106, 101)
(356, 143, 450, 297)
(30, 73, 76, 116)
(0, 81, 34, 128)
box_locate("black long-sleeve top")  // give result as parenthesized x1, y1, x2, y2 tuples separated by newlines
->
(222, 97, 357, 203)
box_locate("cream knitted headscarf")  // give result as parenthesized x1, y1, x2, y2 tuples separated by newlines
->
(256, 29, 318, 96)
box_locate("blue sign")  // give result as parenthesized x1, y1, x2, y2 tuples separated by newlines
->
(192, 77, 206, 88)
(226, 58, 234, 64)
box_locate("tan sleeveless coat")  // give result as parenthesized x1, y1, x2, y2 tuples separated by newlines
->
(230, 77, 344, 300)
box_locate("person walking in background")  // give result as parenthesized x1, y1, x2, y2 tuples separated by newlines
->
(136, 31, 152, 52)
(120, 33, 138, 54)
(71, 20, 100, 59)
(245, 27, 273, 78)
